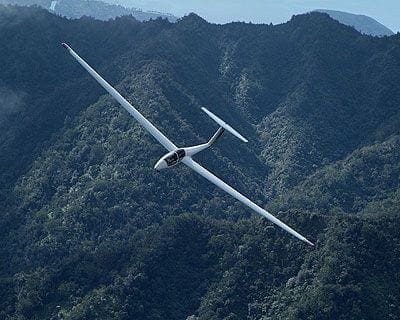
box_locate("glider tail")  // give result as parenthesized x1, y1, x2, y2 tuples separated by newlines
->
(207, 127, 225, 146)
(184, 108, 248, 157)
(201, 107, 248, 143)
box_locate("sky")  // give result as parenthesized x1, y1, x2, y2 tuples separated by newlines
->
(108, 0, 399, 32)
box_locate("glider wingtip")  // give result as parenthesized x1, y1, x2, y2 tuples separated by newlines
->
(201, 107, 211, 115)
(61, 42, 70, 50)
(305, 239, 315, 247)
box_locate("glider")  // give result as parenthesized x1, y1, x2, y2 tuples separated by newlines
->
(62, 43, 314, 246)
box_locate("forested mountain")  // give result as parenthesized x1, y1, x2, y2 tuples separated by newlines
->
(316, 9, 394, 36)
(0, 0, 177, 21)
(0, 5, 400, 319)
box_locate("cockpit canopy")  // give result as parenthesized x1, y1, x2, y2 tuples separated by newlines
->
(164, 149, 186, 167)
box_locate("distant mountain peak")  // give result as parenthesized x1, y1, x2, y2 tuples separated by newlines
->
(0, 0, 178, 21)
(315, 9, 394, 37)
(179, 12, 207, 23)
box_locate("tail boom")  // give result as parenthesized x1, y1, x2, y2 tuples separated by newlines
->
(184, 127, 225, 157)
(208, 127, 225, 145)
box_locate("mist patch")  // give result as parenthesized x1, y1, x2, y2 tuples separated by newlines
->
(0, 86, 25, 125)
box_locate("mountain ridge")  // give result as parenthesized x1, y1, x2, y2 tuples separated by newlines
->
(315, 9, 394, 36)
(0, 0, 177, 21)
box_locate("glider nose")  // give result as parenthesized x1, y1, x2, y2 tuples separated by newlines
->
(154, 159, 168, 171)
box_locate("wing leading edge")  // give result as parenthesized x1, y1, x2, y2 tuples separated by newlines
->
(182, 157, 314, 246)
(62, 43, 177, 151)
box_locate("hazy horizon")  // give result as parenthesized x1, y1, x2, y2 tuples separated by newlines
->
(105, 0, 399, 32)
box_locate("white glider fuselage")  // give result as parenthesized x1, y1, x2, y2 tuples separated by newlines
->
(154, 127, 225, 171)
(154, 148, 186, 171)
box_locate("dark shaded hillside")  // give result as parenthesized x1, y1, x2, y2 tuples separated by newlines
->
(274, 135, 400, 214)
(1, 6, 400, 319)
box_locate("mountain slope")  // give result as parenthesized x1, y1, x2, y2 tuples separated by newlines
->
(316, 9, 394, 36)
(1, 7, 400, 320)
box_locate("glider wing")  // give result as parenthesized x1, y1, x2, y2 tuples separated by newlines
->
(182, 157, 314, 246)
(62, 43, 177, 151)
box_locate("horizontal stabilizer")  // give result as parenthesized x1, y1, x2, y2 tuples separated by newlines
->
(201, 107, 248, 143)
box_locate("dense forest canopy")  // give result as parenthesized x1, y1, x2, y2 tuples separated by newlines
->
(0, 5, 399, 319)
